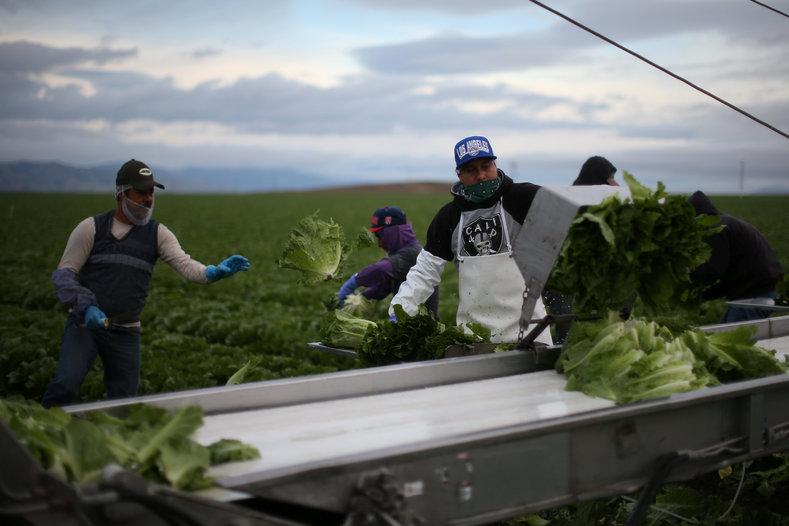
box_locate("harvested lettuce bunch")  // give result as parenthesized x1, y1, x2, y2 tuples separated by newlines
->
(320, 309, 377, 349)
(557, 313, 786, 404)
(278, 211, 347, 283)
(357, 305, 491, 366)
(548, 172, 719, 315)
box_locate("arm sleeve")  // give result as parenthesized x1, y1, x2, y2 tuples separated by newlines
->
(357, 259, 394, 300)
(389, 249, 446, 317)
(157, 224, 211, 284)
(52, 268, 97, 318)
(52, 217, 98, 317)
(423, 203, 459, 261)
(690, 229, 730, 299)
(57, 217, 94, 273)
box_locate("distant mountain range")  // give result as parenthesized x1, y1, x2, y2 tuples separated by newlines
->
(0, 161, 359, 193)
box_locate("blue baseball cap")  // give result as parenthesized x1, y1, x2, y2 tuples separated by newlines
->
(454, 136, 497, 169)
(370, 206, 407, 232)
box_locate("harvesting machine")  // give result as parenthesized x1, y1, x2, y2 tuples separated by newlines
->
(3, 185, 789, 525)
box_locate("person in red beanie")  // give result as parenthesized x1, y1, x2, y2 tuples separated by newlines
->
(338, 206, 439, 320)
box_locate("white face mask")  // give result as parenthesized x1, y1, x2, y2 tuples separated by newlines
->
(121, 195, 154, 226)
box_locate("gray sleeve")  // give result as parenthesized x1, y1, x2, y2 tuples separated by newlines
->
(52, 269, 97, 317)
(57, 217, 94, 272)
(157, 224, 211, 284)
(52, 217, 98, 316)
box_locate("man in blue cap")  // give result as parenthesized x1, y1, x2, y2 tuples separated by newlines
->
(338, 206, 440, 320)
(389, 136, 552, 345)
(42, 159, 250, 407)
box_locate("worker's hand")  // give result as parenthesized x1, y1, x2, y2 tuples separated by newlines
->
(84, 305, 108, 331)
(337, 274, 359, 307)
(388, 314, 397, 323)
(206, 255, 250, 282)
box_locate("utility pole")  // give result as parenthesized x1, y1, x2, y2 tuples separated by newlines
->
(739, 161, 745, 197)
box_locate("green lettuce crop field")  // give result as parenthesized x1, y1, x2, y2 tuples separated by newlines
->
(0, 189, 786, 402)
(1, 188, 788, 524)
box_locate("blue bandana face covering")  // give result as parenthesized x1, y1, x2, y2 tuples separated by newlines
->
(459, 176, 502, 203)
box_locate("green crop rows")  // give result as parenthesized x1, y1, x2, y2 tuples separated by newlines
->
(0, 191, 786, 403)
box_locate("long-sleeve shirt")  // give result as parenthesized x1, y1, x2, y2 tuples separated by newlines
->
(53, 214, 210, 324)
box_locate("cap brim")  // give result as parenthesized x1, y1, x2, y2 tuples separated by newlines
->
(132, 181, 165, 191)
(369, 226, 384, 232)
(457, 155, 497, 169)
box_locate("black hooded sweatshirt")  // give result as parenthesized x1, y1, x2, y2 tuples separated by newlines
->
(688, 191, 783, 300)
(572, 156, 616, 186)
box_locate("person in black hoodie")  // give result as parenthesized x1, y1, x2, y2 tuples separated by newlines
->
(572, 155, 619, 186)
(688, 190, 784, 322)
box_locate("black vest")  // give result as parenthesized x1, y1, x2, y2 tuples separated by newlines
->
(78, 210, 159, 322)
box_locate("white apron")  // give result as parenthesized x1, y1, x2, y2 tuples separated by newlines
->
(455, 201, 552, 345)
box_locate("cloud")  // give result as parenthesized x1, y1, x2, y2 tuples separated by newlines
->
(351, 32, 583, 76)
(0, 1, 787, 196)
(0, 40, 575, 135)
(0, 40, 136, 74)
(191, 48, 222, 59)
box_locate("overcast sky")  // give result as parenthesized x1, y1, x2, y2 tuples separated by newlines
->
(1, 0, 787, 194)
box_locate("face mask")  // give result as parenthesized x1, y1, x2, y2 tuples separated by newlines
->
(122, 195, 154, 226)
(459, 175, 502, 203)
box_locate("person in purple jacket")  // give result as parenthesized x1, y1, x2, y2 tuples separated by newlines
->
(337, 206, 440, 320)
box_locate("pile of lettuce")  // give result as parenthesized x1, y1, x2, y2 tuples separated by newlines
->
(547, 172, 719, 315)
(356, 305, 491, 366)
(277, 211, 375, 284)
(0, 400, 260, 490)
(556, 313, 787, 404)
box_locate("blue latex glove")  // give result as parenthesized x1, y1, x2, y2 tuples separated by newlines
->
(338, 274, 359, 307)
(206, 255, 250, 282)
(388, 314, 398, 322)
(84, 305, 108, 331)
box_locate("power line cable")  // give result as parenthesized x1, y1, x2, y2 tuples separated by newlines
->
(750, 0, 789, 19)
(526, 0, 789, 140)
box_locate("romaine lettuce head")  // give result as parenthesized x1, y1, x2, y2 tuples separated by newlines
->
(320, 309, 377, 349)
(278, 211, 347, 283)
